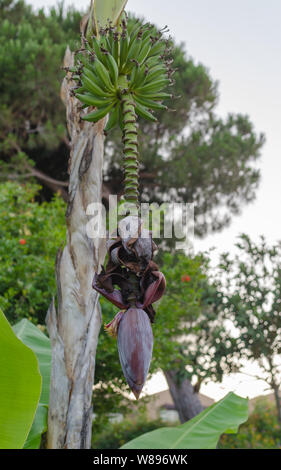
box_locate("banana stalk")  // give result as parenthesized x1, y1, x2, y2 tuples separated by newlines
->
(121, 87, 139, 204)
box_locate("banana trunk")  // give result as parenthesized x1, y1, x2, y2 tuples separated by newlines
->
(46, 46, 106, 449)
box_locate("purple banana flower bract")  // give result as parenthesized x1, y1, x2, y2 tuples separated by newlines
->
(92, 216, 166, 398)
(117, 308, 153, 399)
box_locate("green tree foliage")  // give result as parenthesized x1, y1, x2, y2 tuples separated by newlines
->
(217, 234, 281, 422)
(220, 397, 281, 449)
(153, 252, 206, 369)
(0, 0, 82, 195)
(0, 182, 66, 324)
(177, 277, 237, 387)
(150, 252, 233, 391)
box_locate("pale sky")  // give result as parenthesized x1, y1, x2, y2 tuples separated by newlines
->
(27, 0, 281, 400)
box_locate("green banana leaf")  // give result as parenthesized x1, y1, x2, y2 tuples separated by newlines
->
(13, 319, 52, 449)
(94, 0, 128, 30)
(13, 319, 51, 405)
(121, 392, 248, 449)
(0, 309, 41, 449)
(23, 404, 48, 449)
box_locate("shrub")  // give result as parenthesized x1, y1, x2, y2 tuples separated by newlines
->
(219, 397, 281, 449)
(92, 416, 168, 449)
(0, 182, 66, 324)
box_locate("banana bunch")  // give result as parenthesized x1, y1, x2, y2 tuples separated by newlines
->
(70, 16, 173, 132)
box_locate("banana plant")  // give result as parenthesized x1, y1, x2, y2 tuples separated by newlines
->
(68, 10, 173, 398)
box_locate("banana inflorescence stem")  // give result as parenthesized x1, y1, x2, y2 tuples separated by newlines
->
(121, 90, 139, 206)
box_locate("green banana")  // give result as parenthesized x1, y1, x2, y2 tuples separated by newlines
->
(82, 76, 114, 98)
(99, 35, 110, 62)
(135, 102, 157, 122)
(104, 52, 119, 86)
(105, 35, 114, 56)
(129, 63, 138, 87)
(142, 24, 154, 41)
(120, 32, 129, 69)
(135, 78, 170, 94)
(128, 22, 142, 45)
(82, 60, 96, 74)
(104, 103, 120, 132)
(74, 85, 86, 94)
(145, 56, 160, 69)
(93, 58, 115, 92)
(126, 19, 136, 36)
(82, 102, 115, 122)
(137, 91, 172, 100)
(134, 95, 167, 111)
(112, 35, 119, 65)
(130, 63, 148, 90)
(144, 65, 167, 83)
(76, 93, 115, 107)
(82, 67, 108, 92)
(148, 41, 166, 58)
(137, 37, 152, 65)
(92, 36, 105, 63)
(125, 38, 142, 69)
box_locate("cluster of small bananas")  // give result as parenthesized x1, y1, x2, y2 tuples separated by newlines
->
(68, 18, 174, 132)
